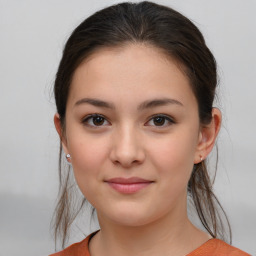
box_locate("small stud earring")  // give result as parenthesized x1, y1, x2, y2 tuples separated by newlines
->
(200, 155, 203, 161)
(66, 154, 71, 162)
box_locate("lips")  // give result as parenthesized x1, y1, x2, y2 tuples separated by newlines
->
(105, 177, 153, 194)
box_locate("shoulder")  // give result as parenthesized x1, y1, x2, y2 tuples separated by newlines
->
(187, 238, 251, 256)
(49, 235, 250, 256)
(49, 232, 94, 256)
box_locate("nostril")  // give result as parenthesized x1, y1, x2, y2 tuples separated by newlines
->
(111, 154, 145, 168)
(109, 132, 146, 167)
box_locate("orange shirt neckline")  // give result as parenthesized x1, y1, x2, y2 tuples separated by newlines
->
(50, 231, 250, 256)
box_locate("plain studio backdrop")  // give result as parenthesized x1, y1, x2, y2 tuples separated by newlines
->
(0, 0, 255, 255)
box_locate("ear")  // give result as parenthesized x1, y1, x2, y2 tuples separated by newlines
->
(53, 113, 69, 154)
(194, 108, 222, 164)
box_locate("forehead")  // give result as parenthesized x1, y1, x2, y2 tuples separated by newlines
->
(68, 43, 197, 110)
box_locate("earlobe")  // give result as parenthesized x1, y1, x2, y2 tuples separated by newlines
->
(194, 108, 222, 164)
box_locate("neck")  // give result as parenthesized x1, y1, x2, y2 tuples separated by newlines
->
(89, 207, 209, 256)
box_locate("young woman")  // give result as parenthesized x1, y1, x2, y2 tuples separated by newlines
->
(50, 2, 250, 255)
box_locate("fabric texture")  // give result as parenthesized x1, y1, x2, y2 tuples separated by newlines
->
(49, 232, 250, 256)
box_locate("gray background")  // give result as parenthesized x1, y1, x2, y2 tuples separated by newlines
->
(0, 0, 255, 255)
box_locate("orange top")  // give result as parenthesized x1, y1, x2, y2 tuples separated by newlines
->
(49, 232, 250, 256)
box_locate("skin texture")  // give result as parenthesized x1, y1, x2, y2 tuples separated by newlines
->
(54, 44, 221, 256)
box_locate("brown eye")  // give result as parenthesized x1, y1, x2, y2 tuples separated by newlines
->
(82, 114, 110, 127)
(146, 114, 175, 128)
(93, 116, 105, 126)
(153, 116, 165, 126)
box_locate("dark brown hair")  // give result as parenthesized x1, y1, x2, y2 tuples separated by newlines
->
(52, 1, 231, 248)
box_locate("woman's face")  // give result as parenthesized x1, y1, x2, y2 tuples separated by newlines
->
(60, 44, 205, 227)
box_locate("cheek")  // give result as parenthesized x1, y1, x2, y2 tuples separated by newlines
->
(67, 135, 109, 192)
(149, 129, 198, 180)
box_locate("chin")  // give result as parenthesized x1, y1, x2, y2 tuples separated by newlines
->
(101, 205, 161, 228)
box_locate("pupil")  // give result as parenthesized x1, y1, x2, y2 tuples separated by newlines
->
(154, 117, 165, 126)
(93, 116, 104, 125)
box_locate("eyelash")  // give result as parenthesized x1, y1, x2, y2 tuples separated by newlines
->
(81, 113, 175, 128)
(146, 114, 175, 127)
(82, 114, 110, 127)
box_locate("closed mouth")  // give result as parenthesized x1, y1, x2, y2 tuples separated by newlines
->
(105, 177, 154, 194)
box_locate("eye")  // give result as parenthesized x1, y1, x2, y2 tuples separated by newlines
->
(82, 114, 110, 127)
(146, 114, 175, 127)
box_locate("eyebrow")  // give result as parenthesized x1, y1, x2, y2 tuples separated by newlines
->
(137, 98, 183, 110)
(75, 98, 115, 109)
(74, 97, 183, 110)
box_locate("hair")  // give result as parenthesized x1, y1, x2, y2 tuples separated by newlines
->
(52, 1, 231, 248)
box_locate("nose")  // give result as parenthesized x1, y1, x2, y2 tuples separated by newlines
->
(109, 125, 145, 168)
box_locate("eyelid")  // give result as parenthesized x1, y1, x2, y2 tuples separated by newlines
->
(145, 114, 176, 127)
(82, 113, 111, 127)
(81, 113, 175, 128)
